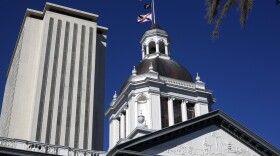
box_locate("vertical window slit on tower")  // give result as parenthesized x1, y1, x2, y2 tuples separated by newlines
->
(187, 103, 195, 119)
(55, 21, 70, 145)
(83, 27, 94, 149)
(160, 97, 169, 128)
(74, 25, 86, 148)
(46, 19, 62, 144)
(65, 23, 78, 146)
(36, 17, 54, 141)
(159, 41, 165, 54)
(173, 100, 182, 124)
(149, 41, 156, 54)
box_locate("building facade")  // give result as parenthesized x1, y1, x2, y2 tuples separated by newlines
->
(0, 3, 107, 150)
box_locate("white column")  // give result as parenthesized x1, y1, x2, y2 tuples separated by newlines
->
(194, 103, 201, 117)
(150, 93, 161, 130)
(168, 97, 174, 126)
(156, 42, 160, 53)
(165, 44, 169, 55)
(141, 46, 145, 59)
(181, 100, 187, 122)
(125, 106, 130, 137)
(146, 44, 149, 55)
(195, 103, 209, 117)
(120, 113, 126, 139)
(110, 118, 119, 148)
(109, 120, 113, 148)
(142, 50, 145, 59)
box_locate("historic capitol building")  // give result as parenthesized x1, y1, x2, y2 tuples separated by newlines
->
(0, 2, 279, 156)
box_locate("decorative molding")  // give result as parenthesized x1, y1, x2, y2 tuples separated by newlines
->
(0, 137, 106, 155)
(168, 97, 175, 101)
(160, 76, 196, 89)
(0, 140, 15, 148)
(160, 130, 259, 156)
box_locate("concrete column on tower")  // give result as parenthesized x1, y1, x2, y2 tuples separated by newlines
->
(195, 102, 209, 117)
(120, 113, 126, 139)
(110, 117, 119, 149)
(168, 97, 175, 126)
(125, 106, 130, 137)
(156, 41, 160, 53)
(142, 46, 145, 59)
(165, 44, 169, 55)
(146, 44, 149, 55)
(181, 100, 187, 122)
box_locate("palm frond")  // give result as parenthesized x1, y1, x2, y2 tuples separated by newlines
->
(206, 0, 253, 39)
(206, 0, 221, 24)
(240, 0, 253, 27)
(213, 0, 235, 38)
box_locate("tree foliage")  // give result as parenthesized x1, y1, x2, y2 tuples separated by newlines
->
(206, 0, 253, 38)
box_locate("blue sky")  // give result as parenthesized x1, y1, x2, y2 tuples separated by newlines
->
(0, 0, 279, 151)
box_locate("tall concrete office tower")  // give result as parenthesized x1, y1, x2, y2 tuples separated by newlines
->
(0, 3, 107, 150)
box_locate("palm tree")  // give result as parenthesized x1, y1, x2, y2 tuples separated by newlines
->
(206, 0, 253, 38)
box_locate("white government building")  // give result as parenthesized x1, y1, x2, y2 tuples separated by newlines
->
(0, 2, 279, 156)
(0, 2, 107, 153)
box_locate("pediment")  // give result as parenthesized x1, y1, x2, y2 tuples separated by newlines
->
(108, 111, 279, 156)
(143, 125, 260, 156)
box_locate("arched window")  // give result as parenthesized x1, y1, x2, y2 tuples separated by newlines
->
(173, 100, 182, 124)
(187, 103, 195, 119)
(159, 41, 165, 54)
(160, 97, 169, 128)
(149, 41, 156, 54)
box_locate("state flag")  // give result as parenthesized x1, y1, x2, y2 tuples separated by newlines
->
(137, 13, 152, 23)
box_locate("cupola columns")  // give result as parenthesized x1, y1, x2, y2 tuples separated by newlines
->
(141, 47, 145, 59)
(145, 45, 149, 55)
(165, 44, 169, 55)
(140, 24, 171, 60)
(156, 42, 160, 53)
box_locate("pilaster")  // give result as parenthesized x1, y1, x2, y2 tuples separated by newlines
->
(120, 113, 126, 139)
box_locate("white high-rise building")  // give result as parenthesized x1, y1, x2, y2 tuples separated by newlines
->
(0, 3, 107, 150)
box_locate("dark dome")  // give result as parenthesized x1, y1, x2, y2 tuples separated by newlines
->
(136, 57, 193, 82)
(119, 58, 193, 92)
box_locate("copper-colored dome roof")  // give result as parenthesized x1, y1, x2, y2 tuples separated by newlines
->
(136, 57, 193, 82)
(120, 58, 193, 92)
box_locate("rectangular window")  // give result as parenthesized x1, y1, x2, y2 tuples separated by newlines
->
(160, 97, 169, 128)
(173, 100, 182, 124)
(187, 103, 195, 119)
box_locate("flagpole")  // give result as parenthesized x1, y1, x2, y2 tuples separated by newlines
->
(152, 0, 156, 24)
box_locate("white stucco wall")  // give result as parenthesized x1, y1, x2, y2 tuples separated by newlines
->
(0, 17, 43, 140)
(144, 125, 260, 156)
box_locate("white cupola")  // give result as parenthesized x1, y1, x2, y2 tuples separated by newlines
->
(140, 24, 171, 60)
